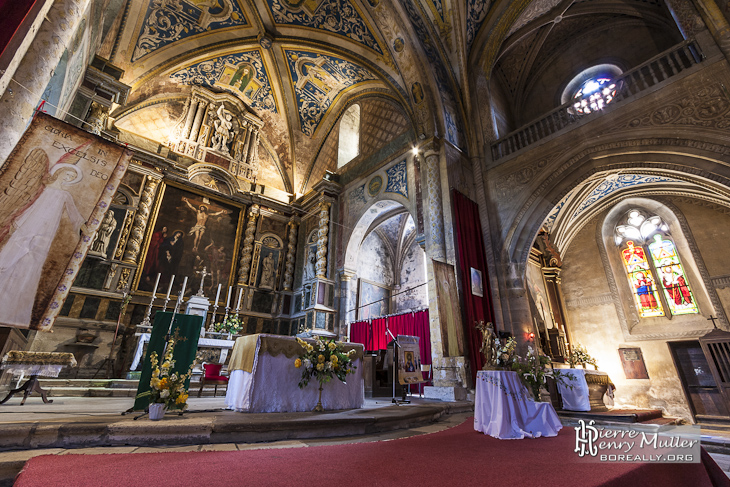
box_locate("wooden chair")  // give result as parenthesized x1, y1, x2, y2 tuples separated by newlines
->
(197, 363, 228, 397)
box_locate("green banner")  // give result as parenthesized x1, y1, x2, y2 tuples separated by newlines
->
(132, 312, 203, 411)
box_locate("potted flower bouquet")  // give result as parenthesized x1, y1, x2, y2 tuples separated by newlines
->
(147, 338, 195, 419)
(512, 346, 574, 402)
(294, 336, 357, 412)
(567, 344, 598, 369)
(214, 315, 243, 338)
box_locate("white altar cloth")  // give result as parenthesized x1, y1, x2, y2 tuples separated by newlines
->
(474, 370, 562, 439)
(130, 333, 235, 370)
(557, 368, 590, 411)
(224, 334, 364, 413)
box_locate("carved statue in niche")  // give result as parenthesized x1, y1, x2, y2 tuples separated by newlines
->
(303, 245, 316, 282)
(89, 210, 117, 257)
(211, 104, 234, 153)
(260, 251, 275, 289)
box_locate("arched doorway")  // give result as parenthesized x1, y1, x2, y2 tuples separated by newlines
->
(342, 199, 428, 325)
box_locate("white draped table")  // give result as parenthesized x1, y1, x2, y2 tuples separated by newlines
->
(224, 334, 364, 413)
(474, 370, 562, 439)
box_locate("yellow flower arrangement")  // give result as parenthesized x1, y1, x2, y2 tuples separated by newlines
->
(294, 336, 356, 389)
(148, 338, 196, 410)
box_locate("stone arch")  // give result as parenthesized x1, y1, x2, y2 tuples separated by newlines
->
(503, 140, 730, 270)
(188, 163, 240, 195)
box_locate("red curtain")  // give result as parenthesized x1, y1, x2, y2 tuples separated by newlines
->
(348, 310, 431, 370)
(349, 321, 370, 349)
(451, 190, 495, 386)
(371, 317, 388, 351)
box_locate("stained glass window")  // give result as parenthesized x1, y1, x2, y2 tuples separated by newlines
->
(572, 77, 617, 114)
(621, 241, 664, 317)
(615, 209, 698, 318)
(648, 234, 698, 315)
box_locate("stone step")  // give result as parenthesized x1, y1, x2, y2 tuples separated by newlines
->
(37, 382, 227, 398)
(44, 387, 138, 398)
(38, 379, 139, 389)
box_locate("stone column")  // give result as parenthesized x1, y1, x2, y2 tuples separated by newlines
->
(283, 220, 298, 290)
(190, 101, 208, 144)
(123, 176, 160, 264)
(316, 201, 331, 278)
(182, 98, 199, 140)
(237, 204, 259, 285)
(0, 0, 92, 164)
(423, 140, 446, 262)
(241, 126, 253, 163)
(339, 269, 357, 336)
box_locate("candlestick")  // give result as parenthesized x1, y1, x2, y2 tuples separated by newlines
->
(165, 275, 175, 300)
(214, 283, 221, 304)
(163, 275, 175, 312)
(180, 276, 188, 297)
(226, 286, 232, 308)
(151, 273, 161, 297)
(235, 287, 243, 312)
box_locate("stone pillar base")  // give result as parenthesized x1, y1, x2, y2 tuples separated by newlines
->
(423, 385, 467, 402)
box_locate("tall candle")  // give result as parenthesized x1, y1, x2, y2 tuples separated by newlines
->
(165, 275, 175, 300)
(235, 287, 243, 310)
(151, 273, 161, 297)
(180, 276, 188, 297)
(215, 283, 222, 304)
(226, 286, 232, 308)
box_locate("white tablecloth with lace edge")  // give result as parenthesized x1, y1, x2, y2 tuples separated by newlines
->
(474, 370, 562, 439)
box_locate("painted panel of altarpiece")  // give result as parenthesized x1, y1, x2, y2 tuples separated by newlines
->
(136, 184, 242, 303)
(0, 113, 132, 330)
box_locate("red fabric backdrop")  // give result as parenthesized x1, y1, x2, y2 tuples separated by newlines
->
(451, 190, 496, 386)
(349, 310, 432, 388)
(349, 310, 431, 373)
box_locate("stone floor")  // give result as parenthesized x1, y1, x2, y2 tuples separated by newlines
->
(2, 395, 730, 486)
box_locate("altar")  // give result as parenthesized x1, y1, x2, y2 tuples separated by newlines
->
(130, 333, 236, 370)
(225, 334, 365, 413)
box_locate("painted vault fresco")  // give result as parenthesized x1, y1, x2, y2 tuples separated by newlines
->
(133, 0, 249, 62)
(284, 50, 378, 136)
(170, 49, 277, 114)
(266, 0, 383, 54)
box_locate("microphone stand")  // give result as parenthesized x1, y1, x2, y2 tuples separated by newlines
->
(386, 328, 409, 405)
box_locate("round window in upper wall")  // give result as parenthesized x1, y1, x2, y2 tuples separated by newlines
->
(561, 64, 622, 115)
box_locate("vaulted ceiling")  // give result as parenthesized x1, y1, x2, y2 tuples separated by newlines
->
(99, 0, 684, 198)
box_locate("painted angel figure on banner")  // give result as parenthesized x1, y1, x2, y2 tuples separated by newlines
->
(0, 149, 86, 327)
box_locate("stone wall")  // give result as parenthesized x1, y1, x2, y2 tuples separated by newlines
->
(560, 195, 730, 422)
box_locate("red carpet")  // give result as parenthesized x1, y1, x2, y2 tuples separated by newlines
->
(15, 418, 730, 487)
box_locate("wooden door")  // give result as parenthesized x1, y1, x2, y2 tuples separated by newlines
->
(669, 340, 730, 420)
